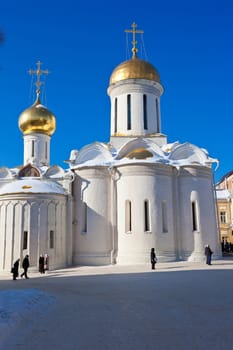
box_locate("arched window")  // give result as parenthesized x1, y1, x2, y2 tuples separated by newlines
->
(144, 200, 150, 232)
(31, 140, 35, 157)
(114, 98, 118, 133)
(45, 142, 48, 160)
(23, 231, 28, 250)
(49, 230, 54, 249)
(156, 98, 160, 132)
(191, 201, 198, 231)
(143, 94, 148, 130)
(127, 94, 131, 130)
(82, 202, 87, 233)
(125, 200, 132, 233)
(162, 201, 168, 233)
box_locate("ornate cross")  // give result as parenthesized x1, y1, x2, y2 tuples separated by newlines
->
(28, 60, 49, 95)
(125, 22, 144, 57)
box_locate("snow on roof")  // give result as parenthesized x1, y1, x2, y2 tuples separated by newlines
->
(216, 189, 231, 200)
(0, 178, 66, 195)
(69, 139, 218, 170)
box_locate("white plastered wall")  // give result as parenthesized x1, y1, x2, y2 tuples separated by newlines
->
(72, 167, 112, 265)
(108, 80, 163, 138)
(177, 166, 221, 261)
(116, 164, 177, 264)
(0, 193, 67, 272)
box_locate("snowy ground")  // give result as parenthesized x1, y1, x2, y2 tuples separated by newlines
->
(0, 259, 233, 350)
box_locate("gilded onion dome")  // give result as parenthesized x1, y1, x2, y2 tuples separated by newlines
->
(109, 56, 161, 85)
(18, 94, 56, 136)
(110, 22, 161, 86)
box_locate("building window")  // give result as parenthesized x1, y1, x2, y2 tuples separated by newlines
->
(127, 94, 131, 130)
(125, 200, 132, 233)
(162, 201, 168, 233)
(32, 140, 35, 157)
(50, 230, 54, 249)
(114, 98, 117, 133)
(192, 201, 198, 231)
(220, 211, 226, 224)
(45, 142, 48, 159)
(82, 202, 87, 233)
(23, 231, 28, 249)
(144, 200, 150, 231)
(143, 94, 148, 130)
(156, 98, 159, 132)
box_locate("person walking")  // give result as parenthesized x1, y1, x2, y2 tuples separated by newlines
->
(44, 253, 49, 272)
(39, 254, 45, 274)
(21, 254, 30, 279)
(204, 245, 213, 265)
(150, 248, 157, 270)
(12, 258, 20, 280)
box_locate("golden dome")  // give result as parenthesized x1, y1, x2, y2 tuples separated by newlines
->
(18, 95, 56, 136)
(110, 56, 160, 85)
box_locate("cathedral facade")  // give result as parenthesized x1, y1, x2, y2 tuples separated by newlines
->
(0, 25, 221, 272)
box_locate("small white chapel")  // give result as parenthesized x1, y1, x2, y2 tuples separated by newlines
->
(0, 23, 221, 272)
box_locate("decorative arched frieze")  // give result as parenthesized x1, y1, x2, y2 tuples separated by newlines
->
(73, 142, 112, 166)
(116, 138, 165, 160)
(45, 165, 66, 178)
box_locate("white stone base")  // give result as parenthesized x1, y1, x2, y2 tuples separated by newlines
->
(73, 253, 112, 266)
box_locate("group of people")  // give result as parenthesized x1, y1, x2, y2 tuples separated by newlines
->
(39, 253, 49, 274)
(12, 245, 213, 279)
(221, 239, 233, 254)
(11, 253, 49, 280)
(11, 254, 30, 280)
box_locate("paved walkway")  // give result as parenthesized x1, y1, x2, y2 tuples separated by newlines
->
(1, 259, 233, 350)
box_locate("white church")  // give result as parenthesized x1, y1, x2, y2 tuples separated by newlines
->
(0, 24, 221, 272)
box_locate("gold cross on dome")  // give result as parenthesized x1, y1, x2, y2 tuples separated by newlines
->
(28, 60, 49, 95)
(125, 22, 144, 58)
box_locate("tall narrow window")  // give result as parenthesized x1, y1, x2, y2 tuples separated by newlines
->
(162, 201, 168, 233)
(220, 211, 226, 224)
(125, 200, 132, 233)
(114, 98, 118, 133)
(192, 201, 198, 231)
(143, 94, 148, 130)
(156, 98, 160, 132)
(50, 230, 54, 249)
(82, 202, 87, 233)
(127, 94, 131, 130)
(45, 142, 48, 160)
(144, 200, 150, 231)
(32, 140, 35, 157)
(23, 231, 28, 249)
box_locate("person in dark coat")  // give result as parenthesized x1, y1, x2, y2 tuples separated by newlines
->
(12, 258, 20, 280)
(39, 254, 45, 274)
(21, 254, 30, 279)
(150, 248, 157, 270)
(44, 253, 49, 272)
(204, 245, 213, 265)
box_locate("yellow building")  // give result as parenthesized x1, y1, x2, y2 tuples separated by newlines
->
(216, 171, 233, 247)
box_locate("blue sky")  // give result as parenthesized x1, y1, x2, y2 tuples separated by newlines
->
(0, 0, 232, 182)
